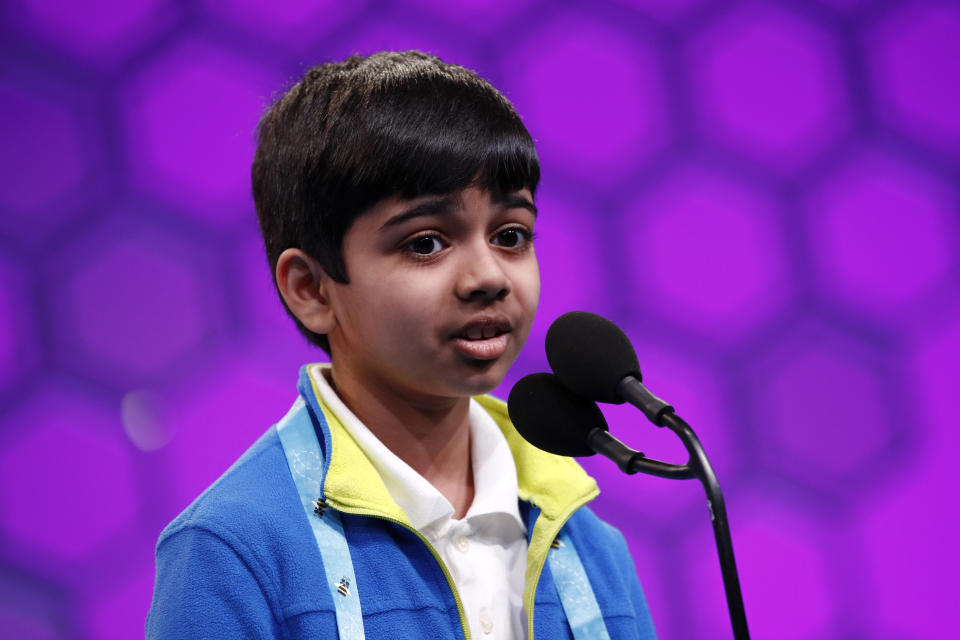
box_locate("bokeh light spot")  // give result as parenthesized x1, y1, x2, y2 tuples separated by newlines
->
(689, 3, 849, 171)
(808, 151, 956, 316)
(11, 0, 175, 63)
(748, 323, 895, 487)
(503, 14, 670, 184)
(0, 388, 137, 560)
(686, 498, 832, 639)
(61, 229, 210, 380)
(869, 2, 960, 156)
(625, 163, 789, 341)
(123, 40, 278, 226)
(204, 0, 366, 50)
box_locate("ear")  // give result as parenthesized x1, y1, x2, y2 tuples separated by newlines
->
(275, 248, 338, 335)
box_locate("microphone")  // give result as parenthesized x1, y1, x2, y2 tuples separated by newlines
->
(546, 311, 673, 425)
(507, 372, 601, 457)
(508, 372, 655, 473)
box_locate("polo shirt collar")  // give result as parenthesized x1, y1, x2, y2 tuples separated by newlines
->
(308, 364, 525, 534)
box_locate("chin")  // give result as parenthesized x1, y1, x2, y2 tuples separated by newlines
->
(453, 357, 513, 396)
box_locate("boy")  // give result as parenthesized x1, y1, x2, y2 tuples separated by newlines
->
(147, 51, 656, 639)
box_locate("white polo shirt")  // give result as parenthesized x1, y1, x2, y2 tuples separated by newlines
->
(309, 364, 528, 639)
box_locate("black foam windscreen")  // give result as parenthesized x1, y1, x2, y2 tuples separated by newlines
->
(507, 372, 607, 457)
(545, 311, 642, 404)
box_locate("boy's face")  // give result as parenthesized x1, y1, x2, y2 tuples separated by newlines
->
(325, 185, 539, 403)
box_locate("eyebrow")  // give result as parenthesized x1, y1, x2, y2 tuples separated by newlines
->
(380, 196, 458, 230)
(379, 192, 538, 230)
(493, 192, 538, 217)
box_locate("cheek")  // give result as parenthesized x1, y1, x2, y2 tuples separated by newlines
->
(369, 274, 447, 335)
(515, 257, 541, 316)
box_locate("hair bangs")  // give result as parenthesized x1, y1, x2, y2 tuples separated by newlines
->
(345, 77, 540, 203)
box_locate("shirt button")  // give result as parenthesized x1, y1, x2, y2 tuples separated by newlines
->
(454, 535, 470, 553)
(479, 612, 494, 635)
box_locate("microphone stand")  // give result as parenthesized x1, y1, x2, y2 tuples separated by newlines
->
(586, 391, 750, 640)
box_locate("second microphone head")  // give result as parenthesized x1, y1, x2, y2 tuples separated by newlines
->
(545, 311, 642, 404)
(507, 372, 607, 457)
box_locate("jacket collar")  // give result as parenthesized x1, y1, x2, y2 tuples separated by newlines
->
(296, 365, 599, 525)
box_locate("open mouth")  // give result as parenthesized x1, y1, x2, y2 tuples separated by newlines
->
(452, 318, 513, 359)
(459, 324, 509, 340)
(453, 317, 512, 340)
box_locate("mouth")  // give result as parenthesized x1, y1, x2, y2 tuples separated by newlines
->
(451, 317, 513, 360)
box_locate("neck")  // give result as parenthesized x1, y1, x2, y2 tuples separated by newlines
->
(326, 366, 475, 519)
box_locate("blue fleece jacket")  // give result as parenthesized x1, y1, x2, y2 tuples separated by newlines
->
(146, 367, 656, 639)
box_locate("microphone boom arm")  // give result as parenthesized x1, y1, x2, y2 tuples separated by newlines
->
(658, 411, 750, 640)
(585, 428, 696, 479)
(592, 375, 751, 640)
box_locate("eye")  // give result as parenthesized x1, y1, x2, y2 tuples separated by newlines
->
(404, 234, 445, 256)
(492, 227, 532, 249)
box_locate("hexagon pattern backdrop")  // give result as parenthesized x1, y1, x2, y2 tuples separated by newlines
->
(1, 0, 958, 638)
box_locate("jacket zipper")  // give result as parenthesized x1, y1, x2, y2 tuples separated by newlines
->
(327, 492, 598, 640)
(326, 502, 473, 640)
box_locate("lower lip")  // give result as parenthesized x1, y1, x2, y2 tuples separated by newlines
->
(452, 334, 510, 360)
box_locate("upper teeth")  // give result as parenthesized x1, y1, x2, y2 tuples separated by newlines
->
(466, 326, 499, 340)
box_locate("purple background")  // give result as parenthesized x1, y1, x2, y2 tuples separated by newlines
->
(1, 0, 958, 637)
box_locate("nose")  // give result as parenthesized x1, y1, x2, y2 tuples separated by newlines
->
(455, 242, 511, 303)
